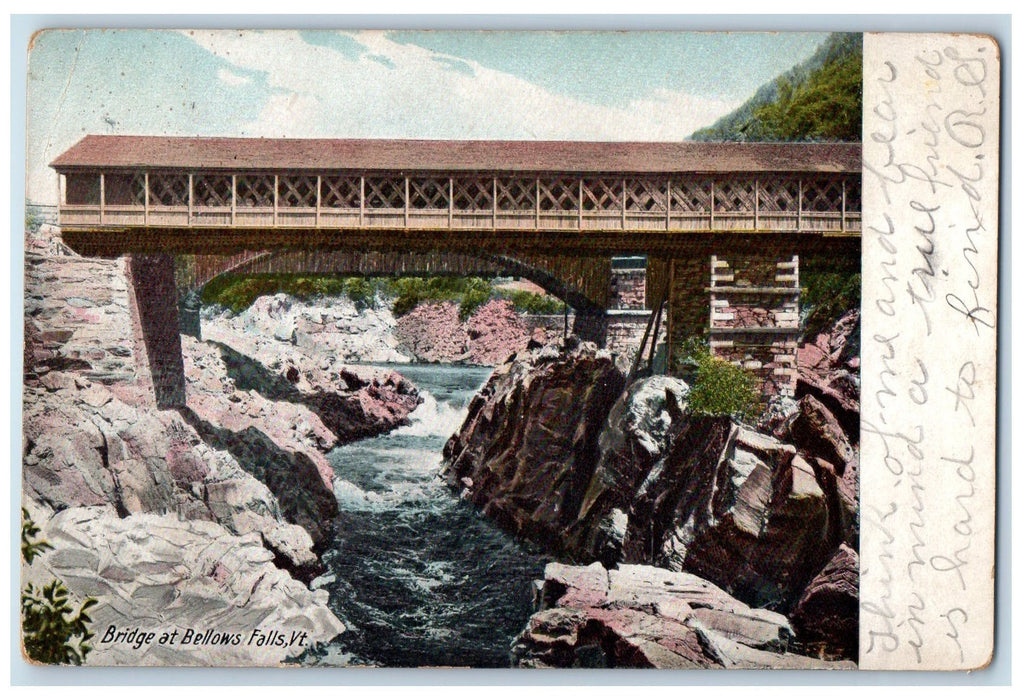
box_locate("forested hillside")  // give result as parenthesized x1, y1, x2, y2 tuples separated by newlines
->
(690, 32, 862, 142)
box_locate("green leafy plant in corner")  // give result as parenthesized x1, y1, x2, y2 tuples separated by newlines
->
(21, 509, 97, 665)
(22, 580, 98, 665)
(686, 351, 759, 419)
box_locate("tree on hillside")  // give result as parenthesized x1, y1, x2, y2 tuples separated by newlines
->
(690, 32, 862, 142)
(751, 48, 862, 141)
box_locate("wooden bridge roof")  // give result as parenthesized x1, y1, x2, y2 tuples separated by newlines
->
(51, 135, 861, 175)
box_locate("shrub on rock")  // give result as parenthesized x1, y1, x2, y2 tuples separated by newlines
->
(687, 352, 758, 419)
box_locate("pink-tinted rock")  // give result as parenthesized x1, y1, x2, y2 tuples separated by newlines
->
(512, 562, 853, 669)
(808, 456, 859, 548)
(21, 251, 359, 577)
(444, 339, 626, 550)
(465, 299, 532, 365)
(569, 375, 690, 563)
(542, 561, 610, 609)
(182, 335, 337, 489)
(195, 336, 421, 447)
(394, 302, 469, 363)
(797, 372, 860, 443)
(796, 309, 860, 442)
(394, 299, 544, 366)
(673, 433, 831, 609)
(789, 544, 859, 662)
(788, 394, 857, 475)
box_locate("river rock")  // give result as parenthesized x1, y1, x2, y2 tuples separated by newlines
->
(445, 345, 838, 612)
(182, 416, 339, 551)
(788, 395, 859, 546)
(465, 299, 533, 365)
(205, 292, 412, 367)
(568, 375, 690, 564)
(789, 544, 859, 662)
(675, 431, 831, 610)
(198, 333, 421, 445)
(394, 301, 470, 362)
(512, 562, 853, 669)
(575, 407, 834, 611)
(183, 335, 338, 488)
(797, 309, 860, 443)
(444, 339, 626, 551)
(23, 250, 332, 578)
(24, 506, 345, 667)
(24, 383, 179, 516)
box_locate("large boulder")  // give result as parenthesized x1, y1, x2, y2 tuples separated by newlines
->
(22, 375, 325, 578)
(567, 375, 690, 564)
(24, 506, 345, 666)
(625, 422, 833, 610)
(24, 381, 180, 517)
(797, 309, 861, 443)
(445, 348, 839, 612)
(23, 254, 338, 579)
(443, 339, 626, 551)
(199, 338, 422, 446)
(183, 336, 338, 489)
(511, 562, 854, 669)
(788, 395, 859, 546)
(789, 544, 859, 662)
(181, 414, 339, 552)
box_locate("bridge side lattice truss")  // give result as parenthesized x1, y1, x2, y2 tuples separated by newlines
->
(62, 170, 860, 235)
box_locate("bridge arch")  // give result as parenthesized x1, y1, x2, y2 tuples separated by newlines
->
(176, 248, 613, 343)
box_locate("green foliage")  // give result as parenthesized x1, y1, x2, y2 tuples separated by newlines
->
(344, 277, 376, 310)
(690, 32, 862, 142)
(801, 254, 861, 339)
(201, 274, 356, 313)
(201, 272, 569, 321)
(670, 336, 709, 383)
(751, 49, 862, 141)
(499, 289, 567, 315)
(386, 276, 497, 319)
(22, 580, 97, 665)
(687, 352, 758, 419)
(391, 287, 423, 317)
(21, 508, 53, 565)
(21, 509, 97, 666)
(458, 286, 491, 321)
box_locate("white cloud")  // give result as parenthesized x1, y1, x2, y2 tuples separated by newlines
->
(217, 67, 250, 87)
(184, 30, 739, 142)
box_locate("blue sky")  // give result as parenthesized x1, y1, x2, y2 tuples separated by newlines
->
(26, 29, 828, 204)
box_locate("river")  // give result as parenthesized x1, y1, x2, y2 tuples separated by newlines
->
(303, 364, 549, 668)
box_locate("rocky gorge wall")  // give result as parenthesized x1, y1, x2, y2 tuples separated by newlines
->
(22, 229, 420, 665)
(204, 293, 655, 371)
(444, 311, 861, 666)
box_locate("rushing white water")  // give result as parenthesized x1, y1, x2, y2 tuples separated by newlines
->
(302, 364, 548, 668)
